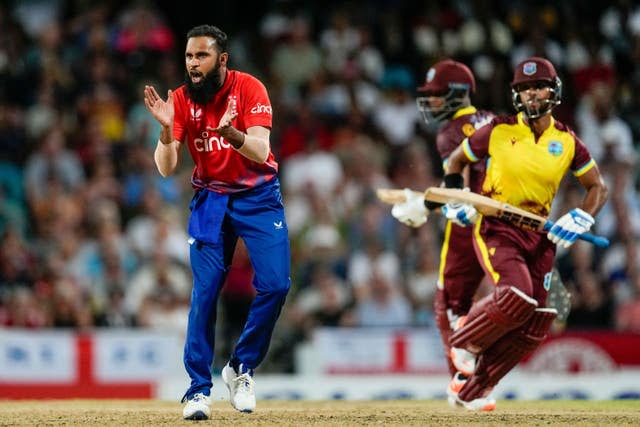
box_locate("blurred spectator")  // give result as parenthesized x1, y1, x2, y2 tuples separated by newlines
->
(0, 182, 27, 238)
(574, 77, 639, 291)
(565, 269, 615, 329)
(269, 15, 322, 108)
(347, 234, 400, 303)
(121, 144, 181, 212)
(4, 287, 51, 328)
(280, 136, 344, 199)
(293, 213, 348, 297)
(348, 266, 412, 327)
(83, 158, 122, 207)
(354, 27, 385, 85)
(112, 1, 175, 57)
(320, 10, 361, 78)
(0, 228, 38, 291)
(23, 124, 86, 235)
(332, 131, 391, 220)
(125, 80, 164, 150)
(124, 249, 190, 319)
(24, 88, 58, 142)
(95, 286, 137, 327)
(307, 68, 352, 119)
(276, 103, 334, 161)
(66, 200, 138, 309)
(615, 276, 640, 332)
(371, 65, 420, 148)
(287, 262, 352, 339)
(23, 123, 85, 203)
(0, 102, 30, 164)
(510, 10, 565, 69)
(403, 239, 439, 327)
(125, 193, 189, 264)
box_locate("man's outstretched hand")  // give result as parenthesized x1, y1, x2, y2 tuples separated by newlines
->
(208, 97, 239, 137)
(144, 85, 174, 130)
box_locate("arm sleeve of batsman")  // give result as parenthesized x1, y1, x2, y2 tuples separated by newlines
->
(391, 188, 429, 227)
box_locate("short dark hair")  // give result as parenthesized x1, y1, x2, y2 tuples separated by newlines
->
(186, 25, 228, 53)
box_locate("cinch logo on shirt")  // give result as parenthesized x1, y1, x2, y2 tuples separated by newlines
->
(250, 103, 272, 114)
(193, 130, 231, 152)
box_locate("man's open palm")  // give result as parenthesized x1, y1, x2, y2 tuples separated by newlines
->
(144, 85, 174, 128)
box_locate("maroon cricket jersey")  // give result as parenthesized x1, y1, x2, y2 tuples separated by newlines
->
(172, 69, 278, 193)
(436, 106, 493, 305)
(437, 106, 494, 193)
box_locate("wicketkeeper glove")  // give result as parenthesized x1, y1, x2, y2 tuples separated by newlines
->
(391, 188, 428, 228)
(547, 208, 594, 248)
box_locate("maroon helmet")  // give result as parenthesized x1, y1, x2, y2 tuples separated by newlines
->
(416, 60, 475, 124)
(511, 57, 562, 119)
(417, 60, 476, 95)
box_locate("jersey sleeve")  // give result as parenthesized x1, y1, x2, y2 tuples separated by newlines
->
(462, 121, 492, 163)
(240, 76, 273, 129)
(571, 132, 596, 176)
(172, 88, 187, 142)
(436, 131, 454, 170)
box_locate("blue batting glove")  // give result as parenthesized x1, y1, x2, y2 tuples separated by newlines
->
(547, 208, 595, 248)
(442, 202, 479, 227)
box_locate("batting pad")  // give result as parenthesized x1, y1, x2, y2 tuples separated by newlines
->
(458, 307, 557, 402)
(450, 286, 538, 354)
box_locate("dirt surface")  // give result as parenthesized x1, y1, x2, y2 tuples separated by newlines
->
(0, 399, 638, 426)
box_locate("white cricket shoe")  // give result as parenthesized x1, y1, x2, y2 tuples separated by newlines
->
(222, 363, 256, 413)
(446, 372, 467, 408)
(450, 347, 477, 376)
(457, 395, 496, 411)
(182, 392, 212, 420)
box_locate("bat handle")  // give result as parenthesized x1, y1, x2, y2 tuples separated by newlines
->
(543, 221, 610, 248)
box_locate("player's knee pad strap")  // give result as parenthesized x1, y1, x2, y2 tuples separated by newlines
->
(450, 286, 538, 354)
(458, 308, 557, 401)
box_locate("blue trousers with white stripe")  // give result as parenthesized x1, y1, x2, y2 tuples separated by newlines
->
(183, 179, 291, 399)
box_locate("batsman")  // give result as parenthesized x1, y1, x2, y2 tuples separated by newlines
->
(390, 59, 494, 405)
(441, 57, 607, 410)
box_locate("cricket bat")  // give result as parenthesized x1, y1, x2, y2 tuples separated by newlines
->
(376, 187, 609, 248)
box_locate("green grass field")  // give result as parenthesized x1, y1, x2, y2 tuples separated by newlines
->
(0, 400, 639, 426)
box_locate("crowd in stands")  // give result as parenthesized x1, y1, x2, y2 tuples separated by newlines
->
(1, 0, 639, 372)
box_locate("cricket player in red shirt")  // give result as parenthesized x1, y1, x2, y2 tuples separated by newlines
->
(442, 57, 607, 410)
(144, 25, 290, 420)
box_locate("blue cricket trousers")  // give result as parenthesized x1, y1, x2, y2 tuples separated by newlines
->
(183, 178, 291, 398)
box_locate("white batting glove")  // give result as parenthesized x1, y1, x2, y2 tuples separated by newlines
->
(442, 202, 479, 227)
(547, 208, 594, 248)
(391, 188, 428, 228)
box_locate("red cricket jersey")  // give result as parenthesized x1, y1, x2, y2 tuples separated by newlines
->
(172, 69, 278, 193)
